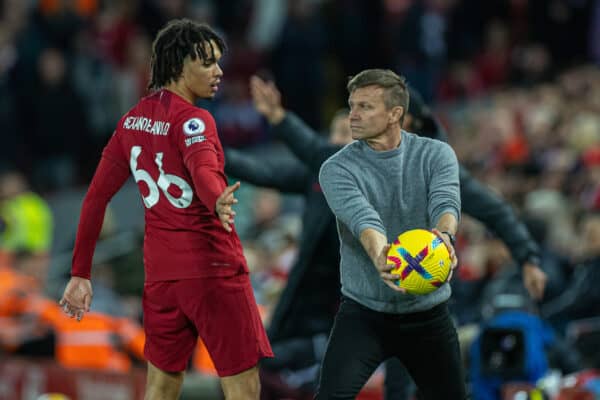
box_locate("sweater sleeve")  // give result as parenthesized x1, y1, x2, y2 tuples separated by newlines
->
(427, 141, 461, 226)
(224, 147, 309, 193)
(319, 158, 386, 238)
(273, 112, 341, 171)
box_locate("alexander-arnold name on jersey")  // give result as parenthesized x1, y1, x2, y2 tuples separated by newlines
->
(123, 116, 171, 136)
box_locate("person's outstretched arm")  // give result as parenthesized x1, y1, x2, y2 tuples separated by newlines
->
(459, 166, 547, 299)
(250, 76, 341, 170)
(224, 147, 309, 194)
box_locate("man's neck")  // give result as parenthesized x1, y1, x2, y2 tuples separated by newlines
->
(365, 126, 402, 151)
(164, 82, 196, 104)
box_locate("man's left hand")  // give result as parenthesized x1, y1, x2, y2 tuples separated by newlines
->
(432, 228, 458, 282)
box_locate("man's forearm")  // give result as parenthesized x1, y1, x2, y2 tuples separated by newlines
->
(359, 228, 388, 263)
(435, 212, 458, 235)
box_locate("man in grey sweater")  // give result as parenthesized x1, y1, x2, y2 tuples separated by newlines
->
(317, 69, 467, 399)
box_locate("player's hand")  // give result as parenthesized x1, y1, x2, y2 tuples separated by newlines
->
(216, 181, 240, 232)
(59, 277, 93, 322)
(376, 244, 406, 293)
(250, 75, 285, 125)
(522, 262, 547, 300)
(432, 228, 458, 282)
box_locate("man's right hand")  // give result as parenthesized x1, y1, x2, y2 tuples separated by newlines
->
(250, 75, 286, 125)
(59, 277, 93, 321)
(373, 243, 406, 293)
(360, 228, 406, 293)
(215, 181, 241, 232)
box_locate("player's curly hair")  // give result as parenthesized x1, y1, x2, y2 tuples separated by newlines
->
(148, 19, 226, 90)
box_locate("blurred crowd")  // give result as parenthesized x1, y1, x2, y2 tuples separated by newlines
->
(1, 0, 598, 189)
(1, 0, 600, 399)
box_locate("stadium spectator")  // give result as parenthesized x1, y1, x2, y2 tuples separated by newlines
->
(271, 0, 327, 129)
(0, 170, 53, 281)
(59, 19, 272, 400)
(21, 47, 89, 191)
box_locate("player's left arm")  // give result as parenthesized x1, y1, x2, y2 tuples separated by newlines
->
(179, 111, 240, 231)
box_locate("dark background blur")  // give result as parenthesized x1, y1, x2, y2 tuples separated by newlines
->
(1, 0, 598, 190)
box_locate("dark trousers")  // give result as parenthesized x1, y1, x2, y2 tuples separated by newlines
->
(315, 297, 468, 400)
(384, 357, 416, 400)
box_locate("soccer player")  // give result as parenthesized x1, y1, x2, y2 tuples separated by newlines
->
(59, 20, 272, 400)
(317, 69, 466, 399)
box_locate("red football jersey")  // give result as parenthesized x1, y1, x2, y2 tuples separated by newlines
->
(72, 90, 247, 282)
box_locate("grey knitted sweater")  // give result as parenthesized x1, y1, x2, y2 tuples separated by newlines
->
(319, 131, 460, 314)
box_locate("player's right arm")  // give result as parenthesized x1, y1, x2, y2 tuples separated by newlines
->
(61, 134, 130, 320)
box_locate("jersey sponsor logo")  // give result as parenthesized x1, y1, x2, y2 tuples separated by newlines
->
(185, 135, 206, 147)
(183, 118, 205, 136)
(123, 116, 170, 135)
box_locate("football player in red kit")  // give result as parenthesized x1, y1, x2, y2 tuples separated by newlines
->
(59, 19, 273, 399)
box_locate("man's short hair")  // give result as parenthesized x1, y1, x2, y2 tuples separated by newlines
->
(148, 19, 226, 90)
(347, 69, 410, 112)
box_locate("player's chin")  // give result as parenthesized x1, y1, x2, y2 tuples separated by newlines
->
(198, 89, 217, 100)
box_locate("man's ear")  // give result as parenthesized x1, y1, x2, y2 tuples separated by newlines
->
(389, 106, 404, 125)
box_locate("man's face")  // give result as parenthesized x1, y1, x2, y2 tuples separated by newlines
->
(182, 40, 223, 99)
(329, 114, 352, 145)
(348, 85, 397, 140)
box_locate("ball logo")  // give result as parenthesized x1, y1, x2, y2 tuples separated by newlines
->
(183, 118, 205, 136)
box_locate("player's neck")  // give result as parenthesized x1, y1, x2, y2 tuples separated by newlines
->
(164, 82, 197, 104)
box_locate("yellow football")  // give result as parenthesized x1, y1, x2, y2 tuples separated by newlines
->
(387, 229, 451, 295)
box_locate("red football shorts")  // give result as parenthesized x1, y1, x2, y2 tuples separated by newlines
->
(142, 271, 273, 376)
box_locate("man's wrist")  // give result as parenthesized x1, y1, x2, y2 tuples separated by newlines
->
(523, 254, 541, 268)
(267, 108, 286, 125)
(440, 231, 456, 247)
